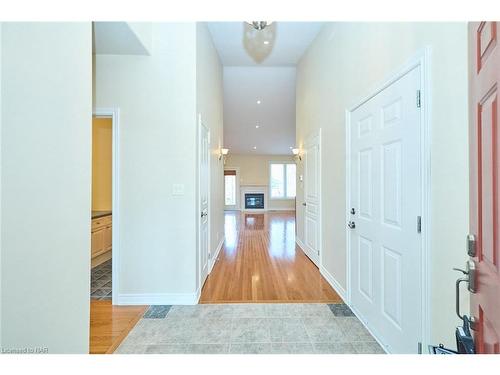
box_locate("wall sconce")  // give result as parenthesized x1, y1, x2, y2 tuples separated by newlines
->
(292, 148, 302, 161)
(219, 148, 229, 164)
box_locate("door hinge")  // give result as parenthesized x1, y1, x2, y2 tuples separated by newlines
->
(418, 342, 422, 354)
(417, 216, 422, 233)
(416, 90, 422, 108)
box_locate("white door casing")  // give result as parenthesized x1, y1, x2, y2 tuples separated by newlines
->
(199, 117, 210, 288)
(348, 65, 422, 353)
(303, 130, 321, 266)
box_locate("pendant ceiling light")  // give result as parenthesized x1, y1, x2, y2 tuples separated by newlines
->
(242, 21, 276, 63)
(245, 21, 274, 30)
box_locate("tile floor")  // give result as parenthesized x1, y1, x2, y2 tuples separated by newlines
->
(115, 303, 384, 354)
(90, 260, 112, 300)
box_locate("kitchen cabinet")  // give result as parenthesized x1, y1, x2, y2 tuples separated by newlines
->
(91, 214, 112, 266)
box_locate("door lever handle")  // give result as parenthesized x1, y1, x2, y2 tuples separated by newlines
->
(453, 260, 477, 293)
(452, 267, 468, 275)
(455, 276, 469, 321)
(453, 260, 478, 329)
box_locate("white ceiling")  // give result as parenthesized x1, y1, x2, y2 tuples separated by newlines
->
(207, 22, 323, 66)
(93, 22, 150, 55)
(209, 22, 323, 155)
(224, 67, 296, 155)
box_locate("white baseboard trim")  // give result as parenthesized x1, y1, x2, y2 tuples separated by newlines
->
(295, 237, 319, 266)
(194, 286, 201, 304)
(115, 292, 199, 306)
(210, 236, 225, 272)
(319, 265, 347, 302)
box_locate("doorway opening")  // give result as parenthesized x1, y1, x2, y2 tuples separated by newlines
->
(90, 115, 113, 301)
(90, 109, 119, 303)
(224, 168, 240, 210)
(89, 108, 133, 355)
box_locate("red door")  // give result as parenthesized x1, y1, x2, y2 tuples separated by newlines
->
(469, 21, 500, 354)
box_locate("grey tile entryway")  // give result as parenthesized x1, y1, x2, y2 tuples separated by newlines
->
(90, 260, 112, 300)
(115, 303, 384, 354)
(143, 305, 172, 319)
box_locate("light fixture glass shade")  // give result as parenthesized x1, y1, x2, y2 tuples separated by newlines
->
(292, 148, 300, 155)
(221, 148, 229, 155)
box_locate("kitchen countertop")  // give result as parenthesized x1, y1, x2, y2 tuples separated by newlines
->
(92, 211, 112, 219)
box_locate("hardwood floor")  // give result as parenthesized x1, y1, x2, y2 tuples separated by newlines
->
(200, 211, 342, 304)
(89, 300, 147, 354)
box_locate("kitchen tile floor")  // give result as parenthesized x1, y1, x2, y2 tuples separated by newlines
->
(91, 259, 112, 300)
(115, 303, 384, 354)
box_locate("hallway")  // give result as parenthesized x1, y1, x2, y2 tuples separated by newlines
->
(200, 211, 341, 303)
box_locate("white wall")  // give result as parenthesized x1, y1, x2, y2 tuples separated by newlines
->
(225, 154, 296, 211)
(95, 23, 199, 304)
(1, 23, 92, 353)
(196, 23, 225, 284)
(296, 22, 469, 348)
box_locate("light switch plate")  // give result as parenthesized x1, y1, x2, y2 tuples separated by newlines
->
(172, 184, 185, 196)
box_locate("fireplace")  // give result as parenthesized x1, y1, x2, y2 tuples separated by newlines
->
(245, 193, 265, 209)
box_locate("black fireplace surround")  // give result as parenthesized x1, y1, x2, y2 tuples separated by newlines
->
(245, 193, 264, 209)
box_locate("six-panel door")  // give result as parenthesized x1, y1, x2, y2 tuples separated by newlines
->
(469, 21, 500, 354)
(349, 66, 422, 353)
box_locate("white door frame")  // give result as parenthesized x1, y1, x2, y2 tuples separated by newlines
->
(345, 48, 432, 351)
(93, 107, 120, 305)
(223, 166, 240, 211)
(198, 114, 211, 290)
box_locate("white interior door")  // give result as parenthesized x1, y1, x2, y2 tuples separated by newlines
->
(303, 131, 321, 266)
(199, 120, 210, 287)
(349, 66, 422, 353)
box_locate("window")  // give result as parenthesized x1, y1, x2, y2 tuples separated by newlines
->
(224, 170, 237, 206)
(270, 163, 296, 199)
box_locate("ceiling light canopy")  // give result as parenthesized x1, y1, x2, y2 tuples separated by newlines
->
(245, 21, 274, 31)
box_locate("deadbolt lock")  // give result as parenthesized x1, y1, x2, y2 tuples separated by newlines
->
(467, 234, 476, 257)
